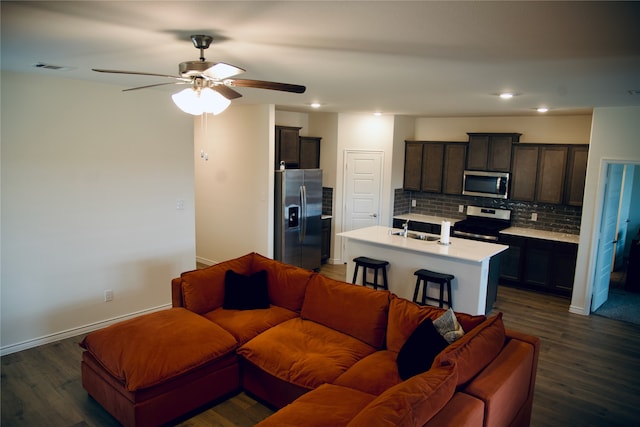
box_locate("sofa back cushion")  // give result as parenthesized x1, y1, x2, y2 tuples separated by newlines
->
(301, 274, 390, 349)
(347, 363, 458, 427)
(432, 312, 506, 386)
(386, 295, 486, 353)
(181, 253, 254, 314)
(251, 253, 314, 312)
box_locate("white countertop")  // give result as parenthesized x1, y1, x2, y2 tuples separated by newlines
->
(393, 213, 461, 225)
(338, 225, 507, 263)
(500, 227, 580, 244)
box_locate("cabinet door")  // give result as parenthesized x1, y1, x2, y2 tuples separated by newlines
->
(499, 235, 525, 284)
(276, 126, 301, 168)
(299, 136, 321, 169)
(536, 146, 568, 204)
(321, 218, 331, 262)
(564, 145, 588, 206)
(487, 135, 513, 172)
(510, 145, 539, 201)
(421, 143, 444, 192)
(523, 239, 553, 290)
(442, 143, 467, 195)
(549, 242, 577, 296)
(403, 142, 423, 191)
(467, 135, 489, 170)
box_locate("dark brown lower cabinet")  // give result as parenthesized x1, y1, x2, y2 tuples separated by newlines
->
(321, 218, 331, 263)
(499, 234, 577, 297)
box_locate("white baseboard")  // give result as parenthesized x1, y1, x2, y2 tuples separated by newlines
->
(196, 256, 216, 266)
(0, 304, 171, 356)
(569, 304, 589, 315)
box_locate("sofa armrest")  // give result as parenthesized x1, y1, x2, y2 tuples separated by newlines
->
(463, 330, 540, 427)
(171, 277, 185, 307)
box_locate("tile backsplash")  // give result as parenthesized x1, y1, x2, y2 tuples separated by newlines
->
(322, 187, 333, 216)
(394, 188, 582, 235)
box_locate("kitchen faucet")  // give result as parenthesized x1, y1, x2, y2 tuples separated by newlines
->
(402, 220, 409, 237)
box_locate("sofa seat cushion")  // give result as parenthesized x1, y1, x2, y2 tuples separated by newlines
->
(238, 318, 378, 389)
(347, 363, 458, 427)
(301, 274, 390, 349)
(254, 383, 376, 427)
(203, 305, 299, 345)
(433, 313, 506, 386)
(333, 350, 402, 395)
(386, 295, 486, 353)
(80, 308, 237, 391)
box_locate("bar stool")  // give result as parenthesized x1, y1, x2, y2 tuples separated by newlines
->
(352, 257, 389, 290)
(413, 269, 454, 308)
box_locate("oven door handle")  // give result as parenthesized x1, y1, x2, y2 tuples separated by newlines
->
(453, 230, 499, 242)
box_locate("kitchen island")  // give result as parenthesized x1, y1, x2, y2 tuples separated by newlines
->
(338, 226, 508, 315)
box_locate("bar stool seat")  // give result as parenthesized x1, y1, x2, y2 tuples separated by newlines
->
(413, 269, 454, 308)
(352, 257, 389, 290)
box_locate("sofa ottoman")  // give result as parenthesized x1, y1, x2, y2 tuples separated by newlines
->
(80, 308, 240, 427)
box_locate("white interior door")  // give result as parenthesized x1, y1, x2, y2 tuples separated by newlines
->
(343, 151, 383, 232)
(592, 163, 624, 312)
(614, 165, 633, 269)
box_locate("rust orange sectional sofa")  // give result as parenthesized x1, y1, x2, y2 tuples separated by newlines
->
(80, 252, 540, 427)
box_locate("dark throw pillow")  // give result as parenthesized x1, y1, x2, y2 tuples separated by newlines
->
(223, 269, 269, 310)
(396, 317, 449, 380)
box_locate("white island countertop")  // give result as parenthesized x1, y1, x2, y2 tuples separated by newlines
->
(338, 225, 507, 263)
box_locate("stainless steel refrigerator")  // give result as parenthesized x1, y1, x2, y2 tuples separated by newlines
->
(274, 169, 322, 271)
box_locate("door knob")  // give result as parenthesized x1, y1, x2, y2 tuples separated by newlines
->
(370, 213, 377, 218)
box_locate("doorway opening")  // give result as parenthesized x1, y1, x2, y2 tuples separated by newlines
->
(591, 161, 640, 325)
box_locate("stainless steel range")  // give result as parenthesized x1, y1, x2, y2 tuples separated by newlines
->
(453, 206, 511, 242)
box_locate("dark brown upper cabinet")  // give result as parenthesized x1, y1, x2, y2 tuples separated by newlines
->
(467, 133, 521, 172)
(442, 143, 467, 195)
(510, 145, 539, 202)
(403, 141, 466, 194)
(275, 125, 301, 169)
(535, 146, 568, 205)
(299, 136, 321, 169)
(564, 145, 589, 206)
(275, 126, 321, 169)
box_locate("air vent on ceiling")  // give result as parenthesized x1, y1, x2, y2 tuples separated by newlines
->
(33, 62, 74, 71)
(628, 90, 640, 96)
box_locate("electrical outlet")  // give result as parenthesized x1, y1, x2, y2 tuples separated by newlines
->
(104, 289, 113, 302)
(411, 199, 417, 207)
(531, 213, 538, 221)
(176, 199, 185, 210)
(458, 205, 464, 213)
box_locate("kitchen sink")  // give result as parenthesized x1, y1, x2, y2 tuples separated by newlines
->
(390, 230, 439, 241)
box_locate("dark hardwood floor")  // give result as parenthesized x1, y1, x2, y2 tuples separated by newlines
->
(2, 263, 639, 426)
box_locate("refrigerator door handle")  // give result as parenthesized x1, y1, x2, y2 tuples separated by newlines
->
(300, 185, 307, 243)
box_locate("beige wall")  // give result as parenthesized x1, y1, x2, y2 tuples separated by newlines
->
(195, 104, 275, 265)
(1, 71, 195, 354)
(415, 115, 592, 143)
(571, 106, 640, 314)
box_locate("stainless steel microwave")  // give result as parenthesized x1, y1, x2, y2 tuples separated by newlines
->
(462, 170, 510, 199)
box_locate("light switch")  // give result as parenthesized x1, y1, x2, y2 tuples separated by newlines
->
(176, 199, 185, 210)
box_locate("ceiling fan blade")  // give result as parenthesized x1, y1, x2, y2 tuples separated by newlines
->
(226, 79, 306, 94)
(93, 68, 189, 81)
(203, 62, 245, 80)
(212, 85, 243, 100)
(123, 82, 188, 92)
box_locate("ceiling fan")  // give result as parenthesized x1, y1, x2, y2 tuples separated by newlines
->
(93, 35, 306, 115)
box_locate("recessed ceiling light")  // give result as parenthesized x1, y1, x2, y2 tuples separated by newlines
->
(310, 102, 322, 108)
(536, 107, 549, 113)
(499, 92, 515, 99)
(373, 111, 382, 116)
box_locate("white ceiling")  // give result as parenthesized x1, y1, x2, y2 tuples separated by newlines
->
(2, 1, 639, 117)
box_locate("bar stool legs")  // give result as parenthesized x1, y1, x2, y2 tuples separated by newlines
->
(413, 269, 454, 308)
(352, 257, 390, 290)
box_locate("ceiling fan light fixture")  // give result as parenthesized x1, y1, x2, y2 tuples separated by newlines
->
(172, 87, 231, 116)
